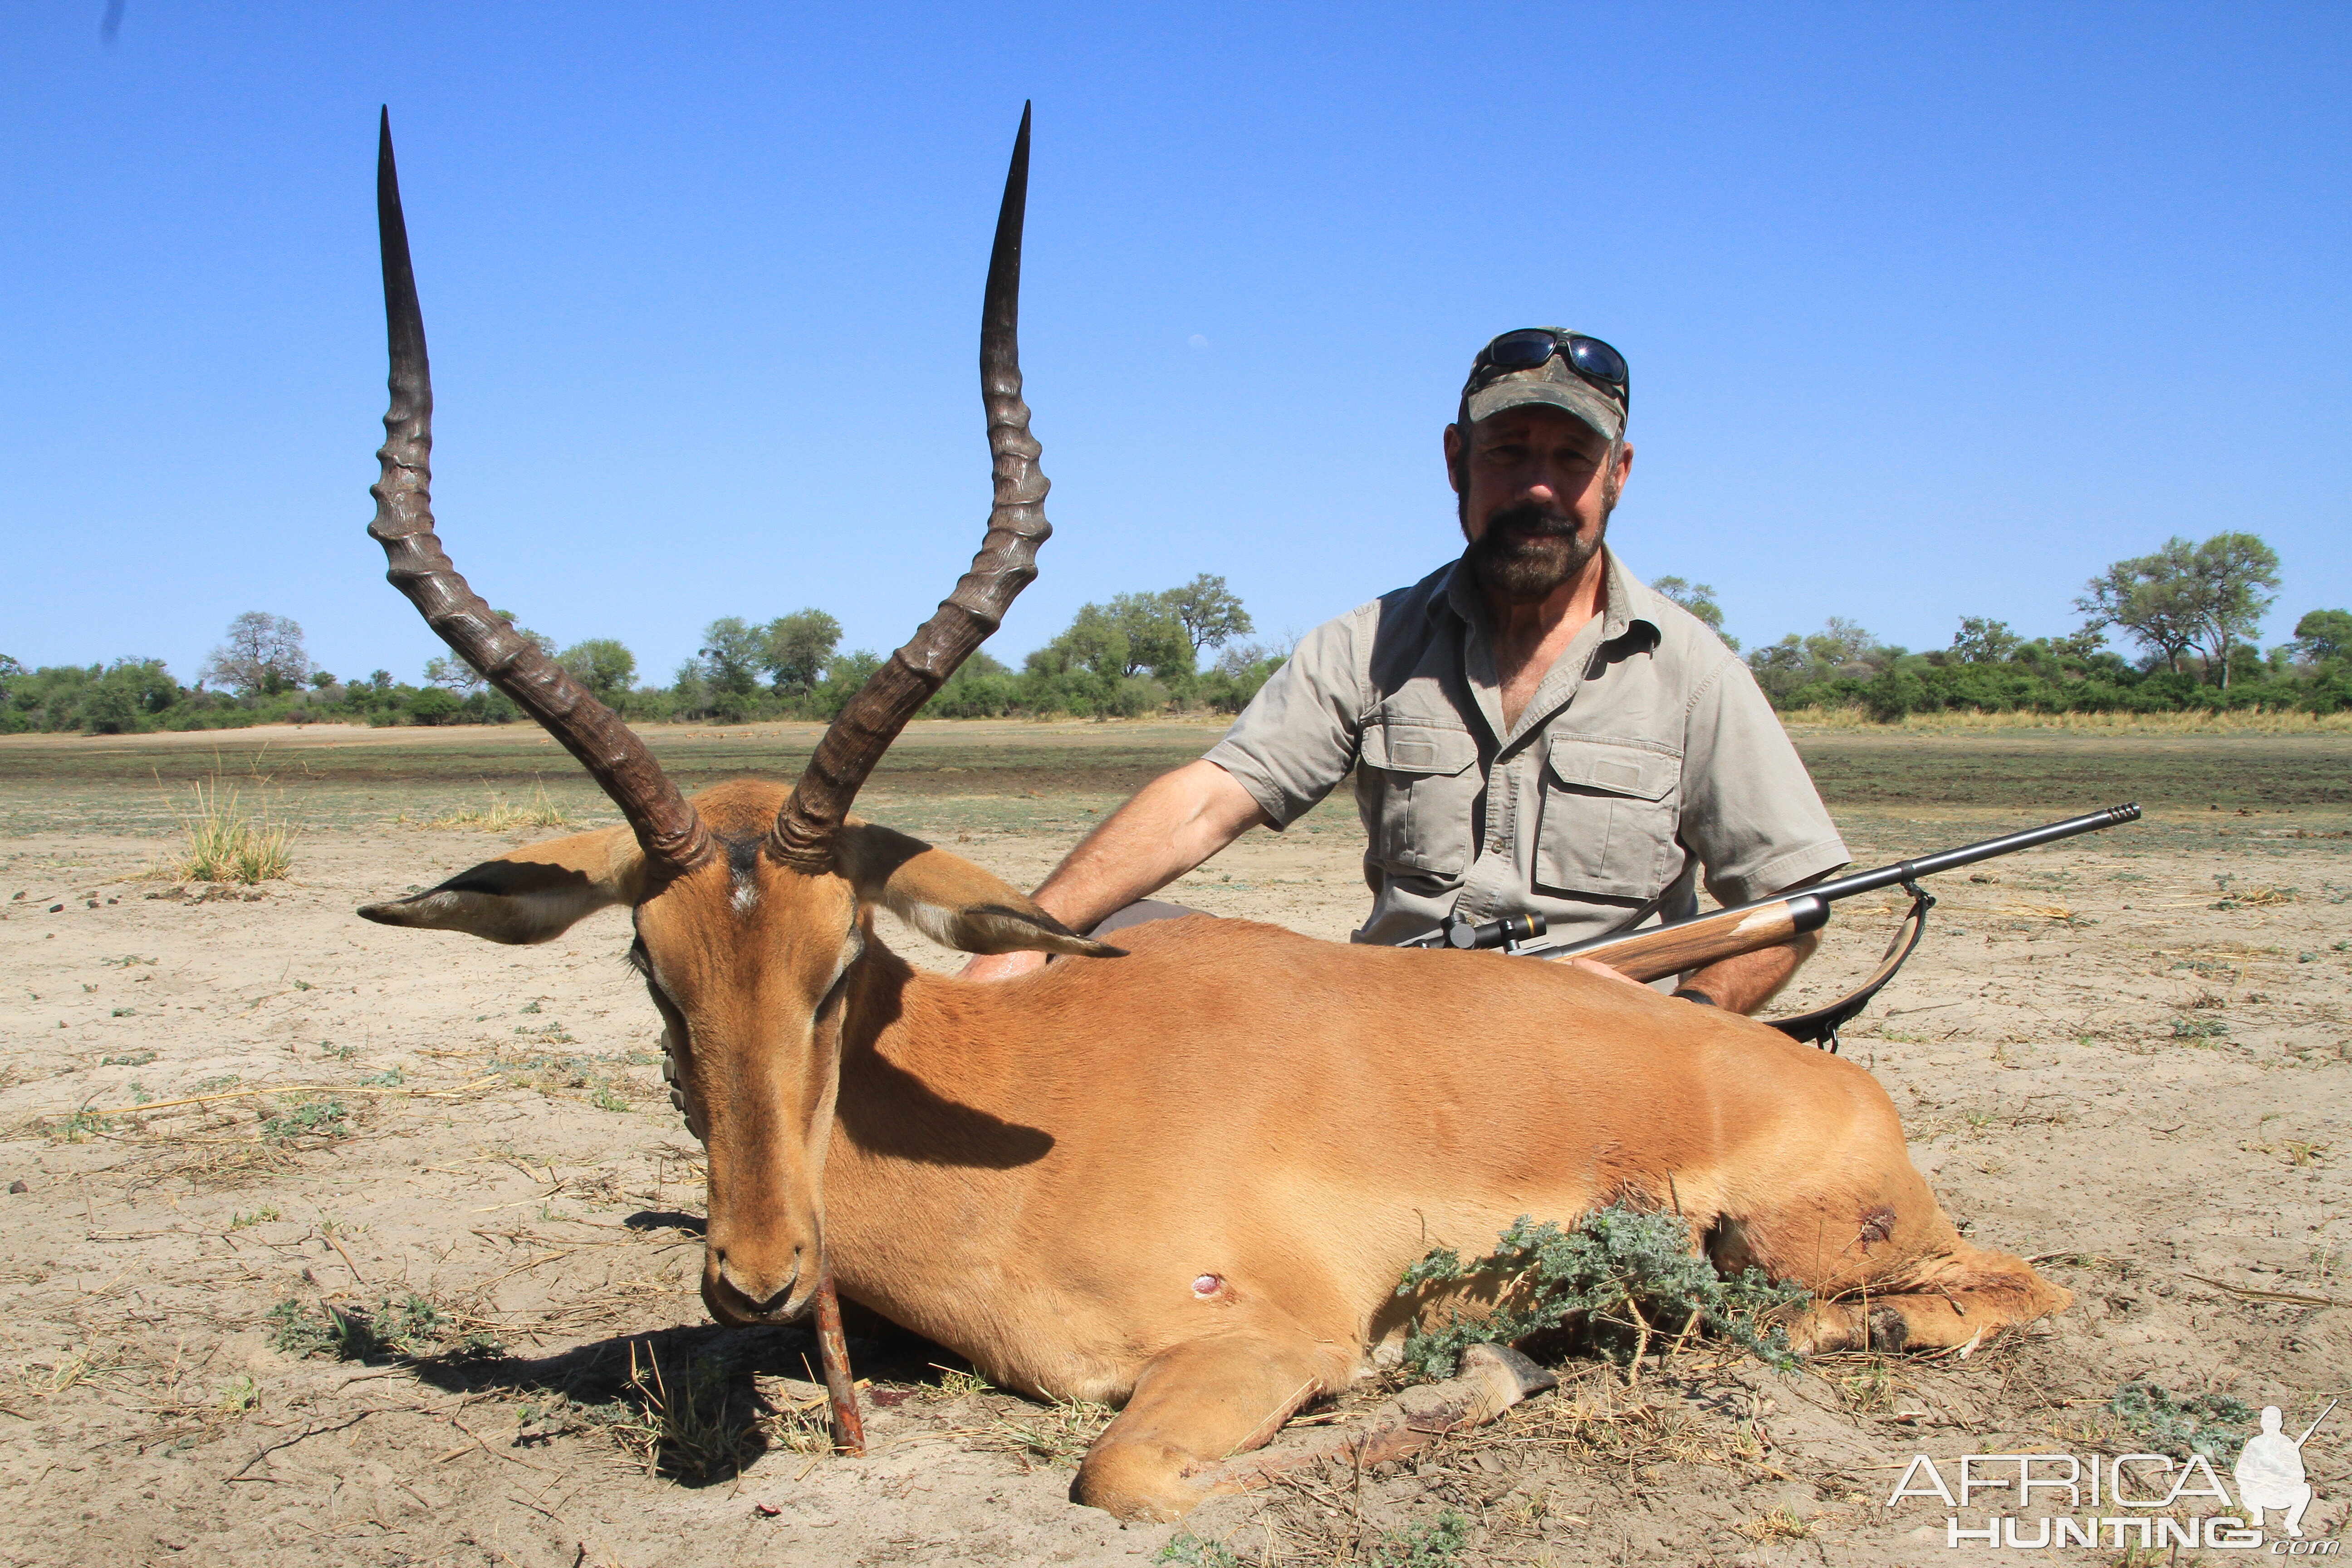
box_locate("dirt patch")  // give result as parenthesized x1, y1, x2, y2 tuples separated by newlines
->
(1, 728, 2347, 1565)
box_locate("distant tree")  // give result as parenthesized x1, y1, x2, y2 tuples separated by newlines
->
(366, 669, 394, 691)
(2291, 608, 2351, 663)
(762, 609, 843, 693)
(1039, 603, 1132, 681)
(2079, 533, 2279, 687)
(2187, 533, 2280, 689)
(696, 617, 767, 698)
(1161, 575, 1254, 663)
(309, 669, 338, 690)
(1651, 577, 1739, 652)
(2050, 624, 2107, 661)
(1213, 639, 1285, 677)
(201, 612, 311, 696)
(1744, 635, 1810, 704)
(1106, 593, 1191, 677)
(1950, 616, 2021, 664)
(407, 687, 461, 725)
(558, 638, 638, 701)
(422, 655, 485, 696)
(2076, 537, 2206, 677)
(1807, 617, 1876, 670)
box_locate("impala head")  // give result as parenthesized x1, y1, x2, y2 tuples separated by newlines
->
(353, 105, 1112, 1326)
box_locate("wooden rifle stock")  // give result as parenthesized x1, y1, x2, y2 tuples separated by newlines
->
(1566, 894, 1829, 983)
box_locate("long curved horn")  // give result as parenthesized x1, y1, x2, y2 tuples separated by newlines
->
(770, 103, 1048, 871)
(370, 109, 710, 875)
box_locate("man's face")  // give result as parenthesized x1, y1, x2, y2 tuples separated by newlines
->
(1445, 404, 1632, 604)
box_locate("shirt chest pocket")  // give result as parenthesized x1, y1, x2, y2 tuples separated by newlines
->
(1358, 721, 1481, 877)
(1535, 739, 1683, 900)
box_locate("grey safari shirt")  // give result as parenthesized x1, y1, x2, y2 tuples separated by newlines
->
(1204, 551, 1849, 949)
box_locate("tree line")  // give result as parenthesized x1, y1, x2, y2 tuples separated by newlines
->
(1670, 532, 2350, 718)
(6, 539, 2345, 735)
(0, 576, 1289, 734)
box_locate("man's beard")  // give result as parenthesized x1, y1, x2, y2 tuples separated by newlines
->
(1463, 502, 1607, 604)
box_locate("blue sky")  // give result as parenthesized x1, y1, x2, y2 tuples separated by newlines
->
(2, 2, 2345, 686)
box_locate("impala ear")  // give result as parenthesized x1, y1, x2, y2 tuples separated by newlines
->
(833, 821, 1125, 958)
(358, 824, 649, 945)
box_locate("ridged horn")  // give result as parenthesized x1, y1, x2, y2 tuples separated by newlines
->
(770, 103, 1048, 872)
(370, 109, 710, 875)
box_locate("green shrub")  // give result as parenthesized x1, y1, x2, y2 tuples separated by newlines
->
(2107, 1381, 2254, 1460)
(1396, 1205, 1808, 1378)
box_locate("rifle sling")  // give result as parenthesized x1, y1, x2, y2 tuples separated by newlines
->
(1759, 880, 1936, 1053)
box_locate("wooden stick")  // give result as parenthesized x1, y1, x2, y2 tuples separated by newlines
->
(813, 1274, 866, 1455)
(2184, 1273, 2350, 1310)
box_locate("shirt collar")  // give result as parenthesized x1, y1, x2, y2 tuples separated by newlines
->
(1439, 548, 1660, 652)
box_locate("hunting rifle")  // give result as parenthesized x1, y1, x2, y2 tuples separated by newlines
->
(1406, 803, 2143, 1049)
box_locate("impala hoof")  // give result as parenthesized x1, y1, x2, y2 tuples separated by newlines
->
(1458, 1342, 1558, 1401)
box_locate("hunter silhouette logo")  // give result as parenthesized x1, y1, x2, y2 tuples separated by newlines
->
(2237, 1402, 2335, 1540)
(1885, 1398, 2339, 1550)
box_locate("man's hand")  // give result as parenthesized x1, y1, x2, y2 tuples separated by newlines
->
(956, 760, 1268, 983)
(1569, 956, 1646, 991)
(959, 949, 1048, 983)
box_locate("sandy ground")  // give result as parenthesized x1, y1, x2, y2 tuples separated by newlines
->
(0, 769, 2347, 1566)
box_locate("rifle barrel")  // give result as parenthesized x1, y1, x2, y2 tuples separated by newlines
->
(1532, 802, 2141, 963)
(1800, 802, 2142, 904)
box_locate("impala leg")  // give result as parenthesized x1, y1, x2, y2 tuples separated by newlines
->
(1072, 1331, 1348, 1523)
(1711, 1100, 2072, 1357)
(1787, 1245, 2072, 1355)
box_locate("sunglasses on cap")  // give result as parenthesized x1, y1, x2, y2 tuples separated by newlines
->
(1469, 328, 1630, 409)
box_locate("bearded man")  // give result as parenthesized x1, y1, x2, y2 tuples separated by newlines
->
(965, 328, 1848, 1012)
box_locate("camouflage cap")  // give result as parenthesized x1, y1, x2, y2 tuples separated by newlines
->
(1460, 328, 1627, 442)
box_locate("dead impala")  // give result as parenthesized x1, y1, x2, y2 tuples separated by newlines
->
(357, 107, 2069, 1523)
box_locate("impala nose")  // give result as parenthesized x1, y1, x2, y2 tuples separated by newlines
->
(711, 1245, 804, 1320)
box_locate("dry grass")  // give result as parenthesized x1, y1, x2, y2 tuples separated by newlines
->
(596, 1341, 761, 1481)
(149, 777, 293, 884)
(407, 785, 573, 832)
(1821, 1351, 1920, 1415)
(1786, 704, 2352, 735)
(950, 1393, 1115, 1470)
(1733, 1505, 1813, 1542)
(1492, 1374, 1773, 1477)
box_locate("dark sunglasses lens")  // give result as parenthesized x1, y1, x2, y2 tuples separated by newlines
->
(1568, 337, 1627, 385)
(1485, 330, 1558, 370)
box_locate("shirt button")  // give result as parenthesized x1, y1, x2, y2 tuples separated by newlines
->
(1486, 836, 1506, 853)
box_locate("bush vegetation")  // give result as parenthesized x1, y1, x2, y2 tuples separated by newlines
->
(8, 537, 2341, 733)
(1734, 533, 2346, 718)
(0, 574, 1285, 733)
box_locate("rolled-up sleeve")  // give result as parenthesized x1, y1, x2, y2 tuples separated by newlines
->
(1201, 610, 1367, 830)
(1679, 655, 1849, 905)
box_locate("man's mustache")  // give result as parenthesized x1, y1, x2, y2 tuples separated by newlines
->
(1482, 503, 1580, 539)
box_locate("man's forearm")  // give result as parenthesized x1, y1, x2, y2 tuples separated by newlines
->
(1680, 930, 1818, 1014)
(1028, 759, 1268, 931)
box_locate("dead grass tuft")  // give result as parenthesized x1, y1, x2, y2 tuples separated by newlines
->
(1499, 1376, 1773, 1475)
(951, 1393, 1115, 1470)
(407, 785, 573, 832)
(1734, 1505, 1813, 1542)
(589, 1341, 762, 1481)
(150, 777, 294, 885)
